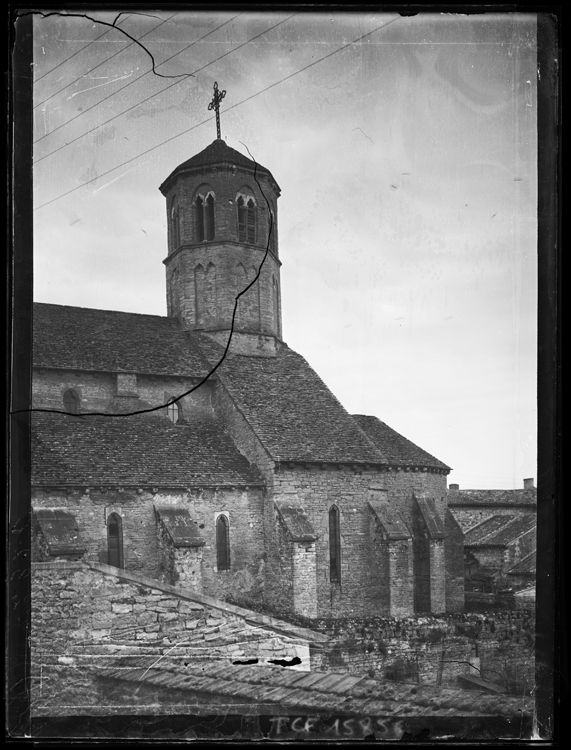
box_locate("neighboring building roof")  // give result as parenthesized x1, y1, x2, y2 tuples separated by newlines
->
(197, 336, 386, 465)
(448, 489, 537, 507)
(353, 414, 450, 471)
(31, 413, 264, 488)
(464, 515, 536, 548)
(33, 303, 210, 377)
(96, 656, 533, 719)
(507, 551, 536, 576)
(159, 139, 279, 194)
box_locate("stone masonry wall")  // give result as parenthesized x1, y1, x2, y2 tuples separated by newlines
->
(32, 369, 213, 419)
(31, 561, 320, 717)
(32, 485, 266, 603)
(270, 466, 450, 618)
(311, 612, 535, 695)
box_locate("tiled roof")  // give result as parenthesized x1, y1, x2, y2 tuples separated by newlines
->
(507, 551, 536, 576)
(95, 656, 533, 719)
(353, 415, 450, 471)
(31, 412, 263, 488)
(448, 489, 537, 507)
(33, 303, 210, 377)
(464, 515, 536, 548)
(197, 337, 385, 464)
(160, 139, 278, 193)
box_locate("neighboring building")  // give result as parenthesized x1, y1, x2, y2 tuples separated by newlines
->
(31, 136, 465, 619)
(448, 481, 536, 532)
(463, 515, 536, 593)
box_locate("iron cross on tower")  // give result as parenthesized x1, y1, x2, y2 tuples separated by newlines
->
(208, 81, 226, 140)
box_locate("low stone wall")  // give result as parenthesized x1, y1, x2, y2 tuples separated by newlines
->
(311, 612, 535, 695)
(31, 561, 327, 717)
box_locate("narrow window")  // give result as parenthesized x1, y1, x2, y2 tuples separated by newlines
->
(195, 196, 204, 242)
(170, 196, 180, 249)
(216, 515, 230, 571)
(269, 206, 276, 252)
(205, 193, 215, 240)
(167, 400, 181, 424)
(107, 513, 124, 569)
(246, 198, 256, 243)
(63, 389, 80, 414)
(329, 505, 341, 582)
(237, 196, 246, 241)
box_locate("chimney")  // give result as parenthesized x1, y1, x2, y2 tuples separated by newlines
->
(449, 483, 460, 491)
(523, 478, 535, 490)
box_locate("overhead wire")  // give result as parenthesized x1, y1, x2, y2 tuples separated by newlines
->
(34, 12, 244, 160)
(34, 12, 134, 83)
(35, 12, 284, 156)
(34, 12, 178, 111)
(34, 15, 400, 212)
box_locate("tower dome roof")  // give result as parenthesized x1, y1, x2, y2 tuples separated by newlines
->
(159, 139, 279, 195)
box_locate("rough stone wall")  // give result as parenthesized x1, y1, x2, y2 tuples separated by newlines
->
(429, 540, 446, 614)
(311, 612, 535, 693)
(292, 543, 317, 619)
(31, 561, 315, 716)
(32, 368, 212, 418)
(32, 486, 266, 603)
(505, 528, 536, 571)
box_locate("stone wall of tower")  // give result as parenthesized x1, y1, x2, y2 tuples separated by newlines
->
(162, 161, 282, 339)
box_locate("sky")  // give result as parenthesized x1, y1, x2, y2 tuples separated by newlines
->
(30, 9, 538, 490)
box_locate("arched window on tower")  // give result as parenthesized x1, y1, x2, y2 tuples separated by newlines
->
(167, 400, 182, 424)
(237, 194, 256, 243)
(216, 514, 231, 571)
(63, 389, 80, 414)
(170, 195, 181, 249)
(195, 191, 216, 242)
(107, 513, 124, 569)
(269, 201, 277, 253)
(329, 505, 341, 583)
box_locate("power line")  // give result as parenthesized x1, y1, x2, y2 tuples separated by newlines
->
(35, 12, 288, 157)
(34, 13, 133, 83)
(34, 12, 178, 112)
(34, 16, 400, 212)
(34, 13, 244, 160)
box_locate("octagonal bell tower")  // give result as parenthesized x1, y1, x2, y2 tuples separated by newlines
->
(159, 92, 283, 356)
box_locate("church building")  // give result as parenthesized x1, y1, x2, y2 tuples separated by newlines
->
(31, 93, 464, 619)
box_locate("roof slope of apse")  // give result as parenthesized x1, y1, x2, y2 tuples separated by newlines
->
(353, 414, 450, 471)
(196, 335, 386, 465)
(160, 139, 279, 193)
(31, 412, 263, 488)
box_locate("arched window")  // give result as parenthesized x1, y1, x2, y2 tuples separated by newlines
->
(195, 191, 216, 242)
(195, 196, 204, 242)
(237, 194, 256, 243)
(269, 202, 277, 252)
(107, 513, 123, 569)
(216, 514, 231, 571)
(329, 505, 341, 582)
(167, 400, 181, 424)
(205, 193, 215, 240)
(63, 389, 80, 414)
(170, 195, 181, 249)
